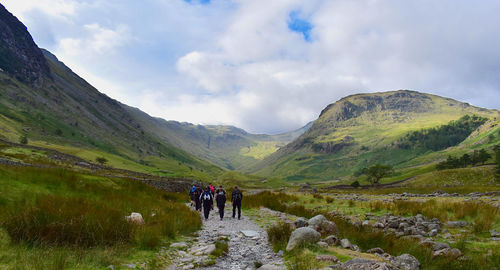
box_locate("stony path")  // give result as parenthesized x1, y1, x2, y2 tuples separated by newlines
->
(167, 205, 285, 270)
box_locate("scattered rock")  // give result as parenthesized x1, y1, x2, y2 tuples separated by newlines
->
(447, 221, 467, 228)
(294, 217, 308, 228)
(390, 254, 420, 270)
(315, 254, 339, 263)
(323, 235, 339, 246)
(433, 248, 462, 258)
(317, 241, 329, 248)
(340, 238, 352, 249)
(339, 258, 396, 270)
(286, 227, 321, 251)
(241, 230, 260, 237)
(258, 264, 285, 270)
(308, 214, 337, 235)
(367, 247, 385, 254)
(170, 242, 188, 249)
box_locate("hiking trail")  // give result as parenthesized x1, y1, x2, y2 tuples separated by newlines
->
(165, 205, 285, 270)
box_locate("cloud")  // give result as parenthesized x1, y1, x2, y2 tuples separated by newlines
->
(3, 0, 500, 134)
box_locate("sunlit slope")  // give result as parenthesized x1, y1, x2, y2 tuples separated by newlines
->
(252, 90, 499, 182)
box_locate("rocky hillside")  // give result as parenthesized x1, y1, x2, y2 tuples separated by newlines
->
(0, 4, 221, 180)
(251, 90, 500, 182)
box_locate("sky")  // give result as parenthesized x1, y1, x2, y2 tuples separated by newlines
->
(3, 0, 500, 134)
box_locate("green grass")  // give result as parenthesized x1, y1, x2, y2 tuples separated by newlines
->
(0, 165, 202, 269)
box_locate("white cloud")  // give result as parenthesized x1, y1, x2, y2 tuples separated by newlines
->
(4, 0, 500, 134)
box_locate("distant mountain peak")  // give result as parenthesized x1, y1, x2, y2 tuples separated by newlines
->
(0, 3, 51, 86)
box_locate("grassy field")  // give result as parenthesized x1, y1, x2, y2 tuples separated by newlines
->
(0, 165, 201, 269)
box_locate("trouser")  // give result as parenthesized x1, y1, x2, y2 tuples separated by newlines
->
(232, 200, 241, 219)
(218, 203, 225, 219)
(203, 203, 211, 219)
(195, 199, 201, 211)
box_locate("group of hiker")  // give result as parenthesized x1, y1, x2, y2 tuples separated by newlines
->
(189, 184, 243, 221)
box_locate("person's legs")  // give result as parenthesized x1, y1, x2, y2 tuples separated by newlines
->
(237, 201, 241, 219)
(204, 204, 210, 219)
(232, 203, 236, 218)
(220, 204, 225, 220)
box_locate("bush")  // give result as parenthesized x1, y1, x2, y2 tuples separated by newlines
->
(325, 196, 334, 203)
(211, 238, 229, 257)
(19, 135, 28, 145)
(2, 196, 133, 247)
(350, 180, 360, 188)
(95, 157, 108, 165)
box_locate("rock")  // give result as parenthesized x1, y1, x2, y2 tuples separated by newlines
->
(323, 235, 339, 246)
(125, 212, 144, 225)
(432, 242, 451, 251)
(362, 220, 370, 226)
(490, 230, 500, 237)
(429, 229, 438, 237)
(447, 221, 467, 228)
(308, 214, 337, 235)
(433, 248, 462, 258)
(258, 264, 285, 270)
(373, 222, 385, 229)
(124, 264, 136, 269)
(366, 247, 385, 254)
(107, 265, 114, 270)
(317, 241, 329, 248)
(351, 244, 360, 252)
(294, 217, 308, 228)
(241, 230, 260, 237)
(339, 258, 396, 270)
(170, 242, 188, 249)
(390, 254, 420, 270)
(286, 227, 321, 251)
(340, 238, 352, 249)
(315, 255, 339, 263)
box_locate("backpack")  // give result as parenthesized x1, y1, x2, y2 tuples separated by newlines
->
(203, 192, 211, 201)
(217, 190, 226, 200)
(233, 191, 242, 201)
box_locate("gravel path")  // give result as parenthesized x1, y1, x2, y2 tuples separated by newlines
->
(167, 205, 285, 270)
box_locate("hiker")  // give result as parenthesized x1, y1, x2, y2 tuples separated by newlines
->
(231, 186, 243, 220)
(194, 185, 203, 211)
(200, 186, 214, 220)
(209, 183, 215, 195)
(189, 185, 196, 207)
(215, 185, 227, 220)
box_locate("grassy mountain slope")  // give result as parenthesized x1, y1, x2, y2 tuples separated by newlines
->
(124, 104, 311, 171)
(0, 6, 221, 180)
(252, 90, 500, 183)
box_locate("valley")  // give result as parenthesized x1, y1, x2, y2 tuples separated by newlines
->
(0, 2, 499, 270)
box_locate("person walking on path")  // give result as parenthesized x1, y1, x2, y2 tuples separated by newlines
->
(189, 185, 196, 207)
(200, 186, 214, 220)
(231, 186, 243, 220)
(215, 185, 227, 220)
(194, 185, 203, 212)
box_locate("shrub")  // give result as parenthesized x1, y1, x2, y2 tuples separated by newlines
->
(2, 196, 133, 247)
(19, 135, 28, 145)
(95, 157, 108, 165)
(325, 196, 334, 203)
(267, 222, 293, 252)
(350, 180, 360, 188)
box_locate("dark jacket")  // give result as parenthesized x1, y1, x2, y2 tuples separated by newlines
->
(231, 189, 243, 202)
(215, 189, 226, 205)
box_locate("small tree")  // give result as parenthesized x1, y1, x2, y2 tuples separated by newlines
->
(19, 135, 28, 145)
(95, 157, 108, 165)
(366, 164, 393, 186)
(477, 149, 491, 165)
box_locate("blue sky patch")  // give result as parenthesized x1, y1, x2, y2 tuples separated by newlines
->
(288, 11, 313, 42)
(184, 0, 211, 4)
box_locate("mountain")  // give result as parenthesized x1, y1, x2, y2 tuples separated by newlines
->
(124, 105, 312, 170)
(251, 90, 500, 182)
(0, 4, 221, 180)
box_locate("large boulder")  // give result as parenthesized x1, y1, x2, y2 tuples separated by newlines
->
(340, 238, 352, 249)
(390, 254, 420, 270)
(308, 214, 337, 235)
(286, 227, 321, 251)
(323, 235, 339, 246)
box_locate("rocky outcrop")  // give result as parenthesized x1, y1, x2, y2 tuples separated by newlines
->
(0, 3, 51, 85)
(286, 227, 321, 251)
